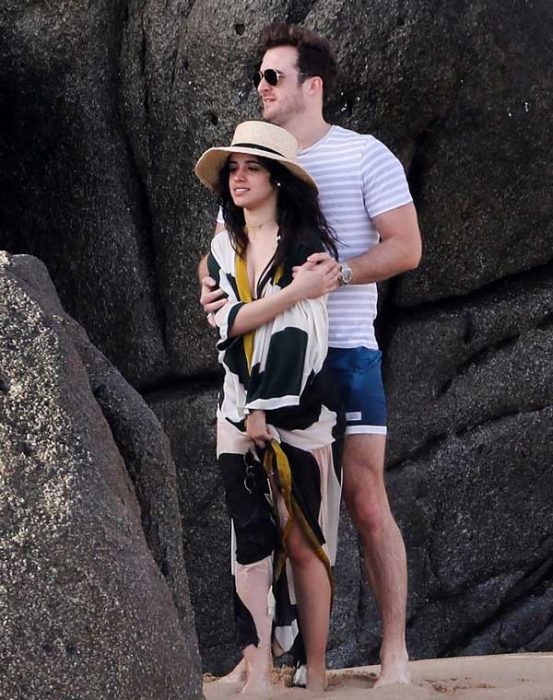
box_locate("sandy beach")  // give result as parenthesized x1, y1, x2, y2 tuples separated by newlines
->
(204, 653, 553, 700)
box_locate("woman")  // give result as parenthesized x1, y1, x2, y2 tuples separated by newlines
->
(194, 121, 342, 693)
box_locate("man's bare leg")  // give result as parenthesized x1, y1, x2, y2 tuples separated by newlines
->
(342, 433, 410, 687)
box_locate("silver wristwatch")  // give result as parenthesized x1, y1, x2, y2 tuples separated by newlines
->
(338, 263, 353, 285)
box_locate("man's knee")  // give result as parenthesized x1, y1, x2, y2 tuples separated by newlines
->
(345, 483, 390, 537)
(342, 453, 392, 539)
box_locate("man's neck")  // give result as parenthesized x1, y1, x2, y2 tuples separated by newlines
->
(282, 115, 331, 151)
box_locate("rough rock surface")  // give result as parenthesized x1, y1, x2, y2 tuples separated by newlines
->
(0, 253, 202, 699)
(0, 1, 169, 387)
(148, 386, 236, 673)
(389, 407, 553, 660)
(0, 0, 552, 677)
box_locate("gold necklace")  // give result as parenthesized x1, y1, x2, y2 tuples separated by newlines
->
(244, 222, 281, 245)
(244, 219, 277, 234)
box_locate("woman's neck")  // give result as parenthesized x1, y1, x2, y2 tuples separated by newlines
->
(244, 218, 278, 236)
(243, 206, 278, 241)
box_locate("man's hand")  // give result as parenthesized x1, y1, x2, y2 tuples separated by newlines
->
(291, 252, 341, 299)
(200, 275, 228, 327)
(245, 410, 272, 448)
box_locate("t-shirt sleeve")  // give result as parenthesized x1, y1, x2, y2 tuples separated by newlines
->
(361, 137, 413, 218)
(216, 206, 224, 224)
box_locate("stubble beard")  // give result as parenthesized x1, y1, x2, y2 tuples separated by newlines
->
(262, 95, 304, 129)
(261, 101, 283, 127)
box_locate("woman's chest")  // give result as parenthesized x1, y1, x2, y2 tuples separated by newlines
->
(246, 239, 278, 294)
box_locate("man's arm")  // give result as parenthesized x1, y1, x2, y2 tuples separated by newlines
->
(307, 202, 421, 285)
(198, 221, 229, 316)
(199, 226, 338, 320)
(348, 202, 421, 283)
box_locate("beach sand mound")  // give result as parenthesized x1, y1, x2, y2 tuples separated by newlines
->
(204, 653, 553, 700)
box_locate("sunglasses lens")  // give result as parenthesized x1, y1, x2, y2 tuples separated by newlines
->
(264, 69, 279, 86)
(253, 69, 279, 88)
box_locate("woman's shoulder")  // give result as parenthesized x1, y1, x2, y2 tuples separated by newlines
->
(210, 228, 233, 256)
(287, 226, 326, 263)
(210, 229, 237, 272)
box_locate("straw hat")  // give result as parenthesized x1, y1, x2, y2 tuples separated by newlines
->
(194, 121, 317, 192)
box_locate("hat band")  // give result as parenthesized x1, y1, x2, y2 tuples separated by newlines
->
(232, 142, 286, 158)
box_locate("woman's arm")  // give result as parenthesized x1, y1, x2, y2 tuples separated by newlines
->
(224, 263, 337, 337)
(244, 293, 328, 412)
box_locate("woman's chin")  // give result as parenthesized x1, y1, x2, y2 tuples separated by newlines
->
(231, 195, 248, 208)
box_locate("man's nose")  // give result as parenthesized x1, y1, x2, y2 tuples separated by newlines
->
(257, 77, 270, 94)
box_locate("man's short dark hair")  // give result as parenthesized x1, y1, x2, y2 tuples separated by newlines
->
(260, 22, 337, 102)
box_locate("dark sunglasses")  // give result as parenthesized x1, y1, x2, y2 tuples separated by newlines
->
(253, 68, 285, 88)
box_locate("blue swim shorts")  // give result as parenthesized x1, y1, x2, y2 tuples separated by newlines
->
(325, 347, 387, 436)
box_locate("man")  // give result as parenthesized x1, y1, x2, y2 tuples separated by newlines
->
(199, 22, 421, 687)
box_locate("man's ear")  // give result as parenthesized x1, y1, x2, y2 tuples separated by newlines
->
(305, 76, 324, 96)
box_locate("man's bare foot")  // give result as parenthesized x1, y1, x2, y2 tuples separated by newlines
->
(217, 657, 246, 688)
(374, 651, 410, 687)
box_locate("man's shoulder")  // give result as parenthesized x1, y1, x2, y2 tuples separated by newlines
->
(333, 125, 399, 152)
(328, 124, 378, 147)
(320, 126, 391, 165)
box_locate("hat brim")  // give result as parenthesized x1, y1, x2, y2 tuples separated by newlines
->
(194, 146, 317, 193)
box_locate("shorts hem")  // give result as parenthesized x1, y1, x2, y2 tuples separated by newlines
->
(345, 425, 387, 436)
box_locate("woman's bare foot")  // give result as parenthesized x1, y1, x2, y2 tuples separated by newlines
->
(240, 676, 273, 696)
(374, 651, 410, 687)
(218, 658, 247, 686)
(305, 664, 327, 692)
(241, 644, 272, 695)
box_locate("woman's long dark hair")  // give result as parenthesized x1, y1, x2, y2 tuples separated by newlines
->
(217, 155, 338, 268)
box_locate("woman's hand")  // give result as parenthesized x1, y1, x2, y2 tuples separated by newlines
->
(246, 410, 272, 447)
(290, 255, 341, 300)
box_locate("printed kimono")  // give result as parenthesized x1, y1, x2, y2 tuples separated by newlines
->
(208, 228, 342, 662)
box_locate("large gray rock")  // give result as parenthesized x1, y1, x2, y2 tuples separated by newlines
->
(148, 386, 236, 673)
(0, 252, 202, 699)
(385, 263, 553, 466)
(0, 1, 169, 387)
(388, 406, 553, 660)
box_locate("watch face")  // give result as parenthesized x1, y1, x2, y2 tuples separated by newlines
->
(341, 265, 353, 284)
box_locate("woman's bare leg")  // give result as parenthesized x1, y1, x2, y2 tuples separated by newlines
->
(235, 558, 273, 694)
(286, 521, 331, 692)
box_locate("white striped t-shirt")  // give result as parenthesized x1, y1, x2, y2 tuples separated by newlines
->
(216, 125, 413, 349)
(297, 125, 412, 349)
